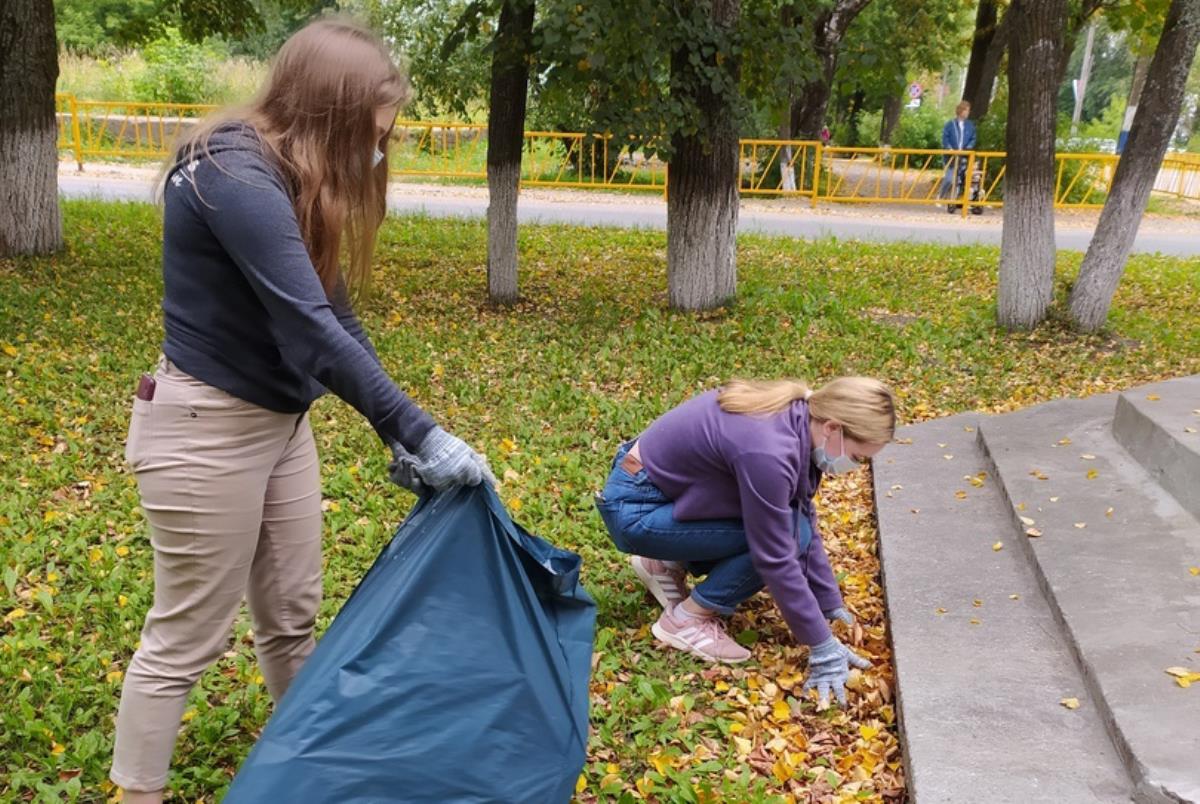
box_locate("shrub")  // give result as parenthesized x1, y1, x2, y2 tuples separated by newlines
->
(132, 29, 229, 105)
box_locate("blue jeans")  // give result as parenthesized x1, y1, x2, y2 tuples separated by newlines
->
(939, 155, 968, 199)
(594, 442, 812, 615)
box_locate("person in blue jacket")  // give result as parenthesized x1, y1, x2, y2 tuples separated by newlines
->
(939, 100, 976, 211)
(110, 18, 493, 803)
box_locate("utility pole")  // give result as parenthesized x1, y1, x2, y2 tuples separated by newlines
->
(1071, 21, 1097, 137)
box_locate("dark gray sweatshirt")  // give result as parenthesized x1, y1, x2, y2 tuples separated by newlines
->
(160, 124, 436, 451)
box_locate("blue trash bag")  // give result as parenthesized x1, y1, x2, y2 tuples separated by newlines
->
(224, 484, 596, 804)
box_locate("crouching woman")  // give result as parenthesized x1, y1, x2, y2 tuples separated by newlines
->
(595, 377, 894, 706)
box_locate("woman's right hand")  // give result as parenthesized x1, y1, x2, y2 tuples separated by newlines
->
(802, 636, 872, 708)
(403, 426, 496, 491)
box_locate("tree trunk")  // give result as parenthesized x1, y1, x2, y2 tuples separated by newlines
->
(968, 9, 1011, 119)
(485, 0, 534, 305)
(997, 0, 1066, 331)
(962, 0, 999, 108)
(790, 0, 873, 139)
(1069, 0, 1200, 332)
(880, 93, 902, 145)
(0, 0, 62, 256)
(667, 0, 740, 311)
(1117, 54, 1152, 152)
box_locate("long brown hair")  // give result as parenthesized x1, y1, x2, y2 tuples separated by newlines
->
(164, 17, 409, 298)
(717, 377, 896, 444)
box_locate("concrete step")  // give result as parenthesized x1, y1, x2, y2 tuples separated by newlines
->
(874, 413, 1133, 804)
(979, 393, 1200, 804)
(1111, 375, 1200, 521)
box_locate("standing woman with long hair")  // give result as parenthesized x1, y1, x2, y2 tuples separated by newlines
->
(110, 19, 492, 802)
(595, 377, 894, 706)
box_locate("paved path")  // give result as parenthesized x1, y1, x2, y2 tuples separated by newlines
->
(58, 169, 1200, 256)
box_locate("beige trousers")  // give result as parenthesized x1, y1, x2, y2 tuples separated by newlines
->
(110, 359, 323, 791)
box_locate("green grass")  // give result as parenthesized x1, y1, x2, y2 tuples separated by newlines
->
(2, 201, 1198, 802)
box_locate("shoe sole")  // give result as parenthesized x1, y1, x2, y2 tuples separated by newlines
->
(630, 556, 678, 610)
(651, 621, 750, 665)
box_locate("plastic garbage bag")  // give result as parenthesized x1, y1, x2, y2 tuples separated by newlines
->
(225, 484, 596, 804)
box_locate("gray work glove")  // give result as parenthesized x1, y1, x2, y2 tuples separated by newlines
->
(388, 442, 428, 495)
(802, 635, 872, 708)
(824, 606, 854, 626)
(407, 426, 496, 491)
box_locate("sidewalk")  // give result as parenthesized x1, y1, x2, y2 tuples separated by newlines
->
(58, 162, 1200, 256)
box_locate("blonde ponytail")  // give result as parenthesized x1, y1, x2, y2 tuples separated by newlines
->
(717, 379, 812, 416)
(717, 376, 896, 444)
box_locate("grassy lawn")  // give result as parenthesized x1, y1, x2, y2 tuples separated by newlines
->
(2, 201, 1198, 803)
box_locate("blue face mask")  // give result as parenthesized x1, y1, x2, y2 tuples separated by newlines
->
(372, 147, 385, 168)
(812, 429, 860, 475)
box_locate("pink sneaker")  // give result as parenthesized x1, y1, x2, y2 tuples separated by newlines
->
(631, 556, 689, 610)
(651, 607, 751, 664)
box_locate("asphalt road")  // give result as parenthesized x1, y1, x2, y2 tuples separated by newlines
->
(58, 173, 1200, 256)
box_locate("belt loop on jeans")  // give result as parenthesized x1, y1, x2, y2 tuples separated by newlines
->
(620, 442, 644, 475)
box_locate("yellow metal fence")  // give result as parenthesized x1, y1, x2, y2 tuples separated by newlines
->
(54, 94, 1200, 209)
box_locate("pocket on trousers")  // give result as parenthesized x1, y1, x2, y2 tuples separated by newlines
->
(124, 397, 151, 470)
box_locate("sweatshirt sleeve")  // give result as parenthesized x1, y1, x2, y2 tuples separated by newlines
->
(189, 153, 436, 451)
(805, 508, 845, 613)
(330, 276, 381, 366)
(731, 451, 832, 647)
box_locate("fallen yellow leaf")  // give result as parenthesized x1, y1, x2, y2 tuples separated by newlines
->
(89, 548, 103, 563)
(5, 607, 27, 623)
(115, 546, 130, 557)
(859, 724, 880, 741)
(1009, 594, 1020, 600)
(734, 736, 753, 756)
(1057, 437, 1071, 446)
(1146, 394, 1161, 401)
(649, 753, 670, 775)
(1189, 567, 1199, 576)
(106, 670, 123, 684)
(1086, 469, 1099, 480)
(773, 699, 790, 721)
(992, 541, 1003, 551)
(955, 490, 968, 500)
(1060, 697, 1080, 710)
(1, 343, 17, 357)
(51, 742, 65, 755)
(575, 774, 587, 794)
(969, 618, 981, 625)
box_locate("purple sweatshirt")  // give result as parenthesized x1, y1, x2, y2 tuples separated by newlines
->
(638, 390, 843, 646)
